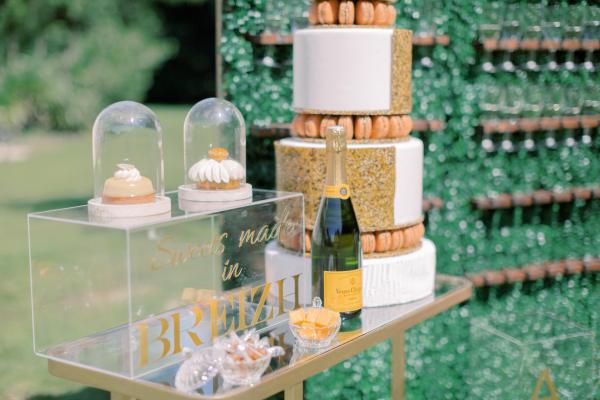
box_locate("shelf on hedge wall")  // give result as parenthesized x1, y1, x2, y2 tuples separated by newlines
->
(247, 33, 450, 46)
(480, 115, 600, 134)
(468, 257, 600, 288)
(250, 119, 446, 138)
(477, 38, 600, 52)
(472, 186, 600, 210)
(422, 197, 444, 212)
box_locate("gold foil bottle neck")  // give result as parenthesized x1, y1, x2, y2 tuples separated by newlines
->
(326, 125, 347, 153)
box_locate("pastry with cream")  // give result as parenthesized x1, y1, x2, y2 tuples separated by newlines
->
(188, 147, 245, 190)
(102, 164, 155, 204)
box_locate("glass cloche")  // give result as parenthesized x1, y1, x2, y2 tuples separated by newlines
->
(179, 98, 252, 208)
(88, 101, 171, 218)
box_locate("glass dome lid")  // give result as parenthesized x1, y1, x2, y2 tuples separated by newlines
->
(92, 101, 165, 203)
(183, 98, 247, 188)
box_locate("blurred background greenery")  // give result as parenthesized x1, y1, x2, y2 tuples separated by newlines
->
(0, 1, 213, 398)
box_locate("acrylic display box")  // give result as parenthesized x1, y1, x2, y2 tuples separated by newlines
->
(28, 189, 305, 379)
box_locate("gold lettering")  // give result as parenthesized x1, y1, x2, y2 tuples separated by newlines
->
(137, 322, 149, 367)
(209, 296, 235, 338)
(276, 277, 286, 316)
(236, 287, 251, 330)
(185, 305, 204, 347)
(292, 273, 301, 310)
(256, 225, 270, 243)
(250, 283, 273, 326)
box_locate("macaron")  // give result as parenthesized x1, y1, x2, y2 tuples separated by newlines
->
(362, 233, 376, 253)
(391, 229, 404, 250)
(375, 231, 392, 252)
(373, 1, 389, 25)
(354, 116, 372, 139)
(372, 115, 390, 138)
(318, 0, 339, 24)
(338, 1, 355, 25)
(304, 115, 323, 138)
(292, 114, 306, 137)
(355, 0, 374, 25)
(337, 116, 354, 140)
(320, 116, 338, 138)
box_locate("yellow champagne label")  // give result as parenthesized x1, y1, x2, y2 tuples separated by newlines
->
(324, 184, 351, 200)
(323, 269, 362, 312)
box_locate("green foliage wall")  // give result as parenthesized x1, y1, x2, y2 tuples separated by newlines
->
(0, 0, 175, 132)
(221, 0, 599, 397)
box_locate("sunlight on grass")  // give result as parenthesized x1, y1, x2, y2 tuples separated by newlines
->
(0, 105, 189, 399)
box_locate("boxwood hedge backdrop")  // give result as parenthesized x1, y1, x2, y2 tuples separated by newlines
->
(219, 0, 600, 398)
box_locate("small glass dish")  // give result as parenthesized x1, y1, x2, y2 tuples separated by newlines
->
(214, 330, 284, 386)
(289, 298, 341, 349)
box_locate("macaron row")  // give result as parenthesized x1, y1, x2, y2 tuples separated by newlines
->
(292, 114, 413, 140)
(309, 0, 397, 27)
(305, 222, 425, 254)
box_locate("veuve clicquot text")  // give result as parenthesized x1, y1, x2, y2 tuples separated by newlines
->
(311, 125, 362, 319)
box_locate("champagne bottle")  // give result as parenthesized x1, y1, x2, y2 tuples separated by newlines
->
(311, 125, 362, 319)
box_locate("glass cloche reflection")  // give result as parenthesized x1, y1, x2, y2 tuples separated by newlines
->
(179, 98, 252, 208)
(88, 101, 171, 218)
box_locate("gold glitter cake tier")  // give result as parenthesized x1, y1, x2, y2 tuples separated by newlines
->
(292, 114, 413, 140)
(275, 137, 423, 233)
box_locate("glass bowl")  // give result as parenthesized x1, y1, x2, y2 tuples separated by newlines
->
(289, 298, 341, 349)
(213, 330, 284, 386)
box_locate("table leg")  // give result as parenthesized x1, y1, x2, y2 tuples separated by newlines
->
(391, 330, 406, 400)
(110, 392, 137, 400)
(284, 381, 304, 400)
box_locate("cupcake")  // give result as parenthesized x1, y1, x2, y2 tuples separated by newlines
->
(102, 164, 155, 204)
(188, 147, 245, 190)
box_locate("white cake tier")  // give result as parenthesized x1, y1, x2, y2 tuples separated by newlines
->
(275, 137, 423, 231)
(265, 239, 436, 308)
(293, 27, 412, 115)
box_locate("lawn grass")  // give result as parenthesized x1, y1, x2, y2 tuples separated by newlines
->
(0, 105, 190, 400)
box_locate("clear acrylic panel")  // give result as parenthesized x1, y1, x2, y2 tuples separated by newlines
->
(468, 312, 595, 399)
(29, 190, 304, 378)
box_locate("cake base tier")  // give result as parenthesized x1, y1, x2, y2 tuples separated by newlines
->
(265, 239, 436, 308)
(87, 196, 171, 219)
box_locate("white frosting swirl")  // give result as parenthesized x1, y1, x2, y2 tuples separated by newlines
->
(114, 163, 142, 182)
(188, 158, 245, 184)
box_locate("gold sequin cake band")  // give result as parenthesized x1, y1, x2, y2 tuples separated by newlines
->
(276, 141, 423, 232)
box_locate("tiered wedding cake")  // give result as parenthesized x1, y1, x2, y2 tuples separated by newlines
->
(267, 0, 435, 307)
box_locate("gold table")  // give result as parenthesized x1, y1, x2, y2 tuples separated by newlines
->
(48, 274, 471, 400)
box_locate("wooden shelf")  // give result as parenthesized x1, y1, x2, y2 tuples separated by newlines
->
(250, 119, 445, 138)
(480, 115, 599, 134)
(468, 257, 600, 288)
(422, 197, 444, 212)
(247, 33, 450, 46)
(472, 186, 600, 210)
(478, 38, 600, 52)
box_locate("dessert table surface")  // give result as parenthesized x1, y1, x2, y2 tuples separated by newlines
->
(48, 274, 472, 400)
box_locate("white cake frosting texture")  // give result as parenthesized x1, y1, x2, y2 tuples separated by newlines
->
(294, 27, 394, 113)
(188, 158, 245, 184)
(114, 163, 142, 182)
